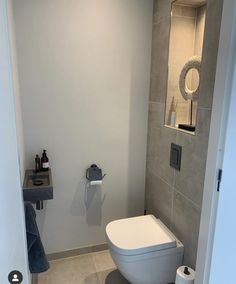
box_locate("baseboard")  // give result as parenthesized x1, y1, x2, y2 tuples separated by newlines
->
(47, 243, 108, 261)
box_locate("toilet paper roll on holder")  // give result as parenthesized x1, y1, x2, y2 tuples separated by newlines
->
(175, 266, 195, 284)
(86, 164, 106, 185)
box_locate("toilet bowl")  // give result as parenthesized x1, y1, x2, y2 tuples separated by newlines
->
(106, 215, 184, 284)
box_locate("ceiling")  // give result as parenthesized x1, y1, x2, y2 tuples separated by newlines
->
(175, 0, 206, 7)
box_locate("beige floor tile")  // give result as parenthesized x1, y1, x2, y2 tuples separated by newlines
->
(37, 250, 129, 284)
(92, 251, 116, 272)
(91, 251, 129, 284)
(38, 254, 99, 284)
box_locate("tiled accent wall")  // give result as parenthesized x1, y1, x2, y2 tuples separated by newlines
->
(145, 0, 223, 268)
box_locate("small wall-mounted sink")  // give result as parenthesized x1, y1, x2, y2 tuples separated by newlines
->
(23, 169, 53, 202)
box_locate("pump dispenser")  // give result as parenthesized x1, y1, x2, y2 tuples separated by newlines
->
(41, 150, 49, 171)
(35, 155, 41, 173)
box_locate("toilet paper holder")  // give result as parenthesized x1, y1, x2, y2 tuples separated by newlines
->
(84, 164, 106, 208)
(175, 265, 195, 284)
(86, 164, 106, 184)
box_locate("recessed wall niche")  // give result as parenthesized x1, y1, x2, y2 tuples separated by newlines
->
(165, 0, 206, 134)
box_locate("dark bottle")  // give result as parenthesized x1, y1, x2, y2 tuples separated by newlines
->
(35, 154, 41, 173)
(41, 150, 49, 171)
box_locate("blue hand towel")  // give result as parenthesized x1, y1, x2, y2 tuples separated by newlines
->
(24, 202, 49, 273)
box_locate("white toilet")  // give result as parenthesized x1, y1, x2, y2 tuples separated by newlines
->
(106, 215, 184, 284)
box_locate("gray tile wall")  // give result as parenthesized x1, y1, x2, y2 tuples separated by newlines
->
(145, 0, 223, 268)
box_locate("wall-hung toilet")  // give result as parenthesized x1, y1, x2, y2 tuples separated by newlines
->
(106, 215, 184, 284)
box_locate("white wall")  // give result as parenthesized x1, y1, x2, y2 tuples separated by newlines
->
(8, 0, 25, 183)
(0, 0, 29, 282)
(12, 0, 153, 253)
(209, 61, 236, 284)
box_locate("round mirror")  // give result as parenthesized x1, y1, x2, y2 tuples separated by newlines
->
(179, 56, 201, 101)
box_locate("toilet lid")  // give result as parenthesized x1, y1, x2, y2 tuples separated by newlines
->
(106, 215, 177, 255)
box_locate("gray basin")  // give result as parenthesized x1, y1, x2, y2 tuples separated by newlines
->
(23, 169, 53, 202)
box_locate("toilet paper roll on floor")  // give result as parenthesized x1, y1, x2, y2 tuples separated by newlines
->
(175, 266, 195, 284)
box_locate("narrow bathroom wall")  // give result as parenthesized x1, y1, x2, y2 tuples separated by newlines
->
(0, 1, 29, 282)
(146, 0, 223, 268)
(8, 0, 26, 183)
(12, 0, 153, 254)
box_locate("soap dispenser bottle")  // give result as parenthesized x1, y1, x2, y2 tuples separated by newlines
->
(35, 154, 41, 173)
(41, 150, 49, 171)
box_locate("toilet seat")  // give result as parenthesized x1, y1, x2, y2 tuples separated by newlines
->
(106, 215, 177, 256)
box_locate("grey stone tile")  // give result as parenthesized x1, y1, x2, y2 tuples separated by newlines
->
(150, 20, 171, 103)
(149, 73, 167, 104)
(148, 102, 165, 128)
(174, 132, 205, 206)
(175, 109, 211, 207)
(195, 108, 212, 139)
(38, 254, 99, 284)
(145, 168, 174, 228)
(172, 192, 201, 269)
(146, 124, 152, 167)
(145, 0, 220, 272)
(198, 0, 223, 109)
(153, 0, 173, 24)
(147, 126, 176, 185)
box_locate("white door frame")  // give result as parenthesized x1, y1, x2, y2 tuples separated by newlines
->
(195, 0, 236, 283)
(0, 0, 29, 283)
